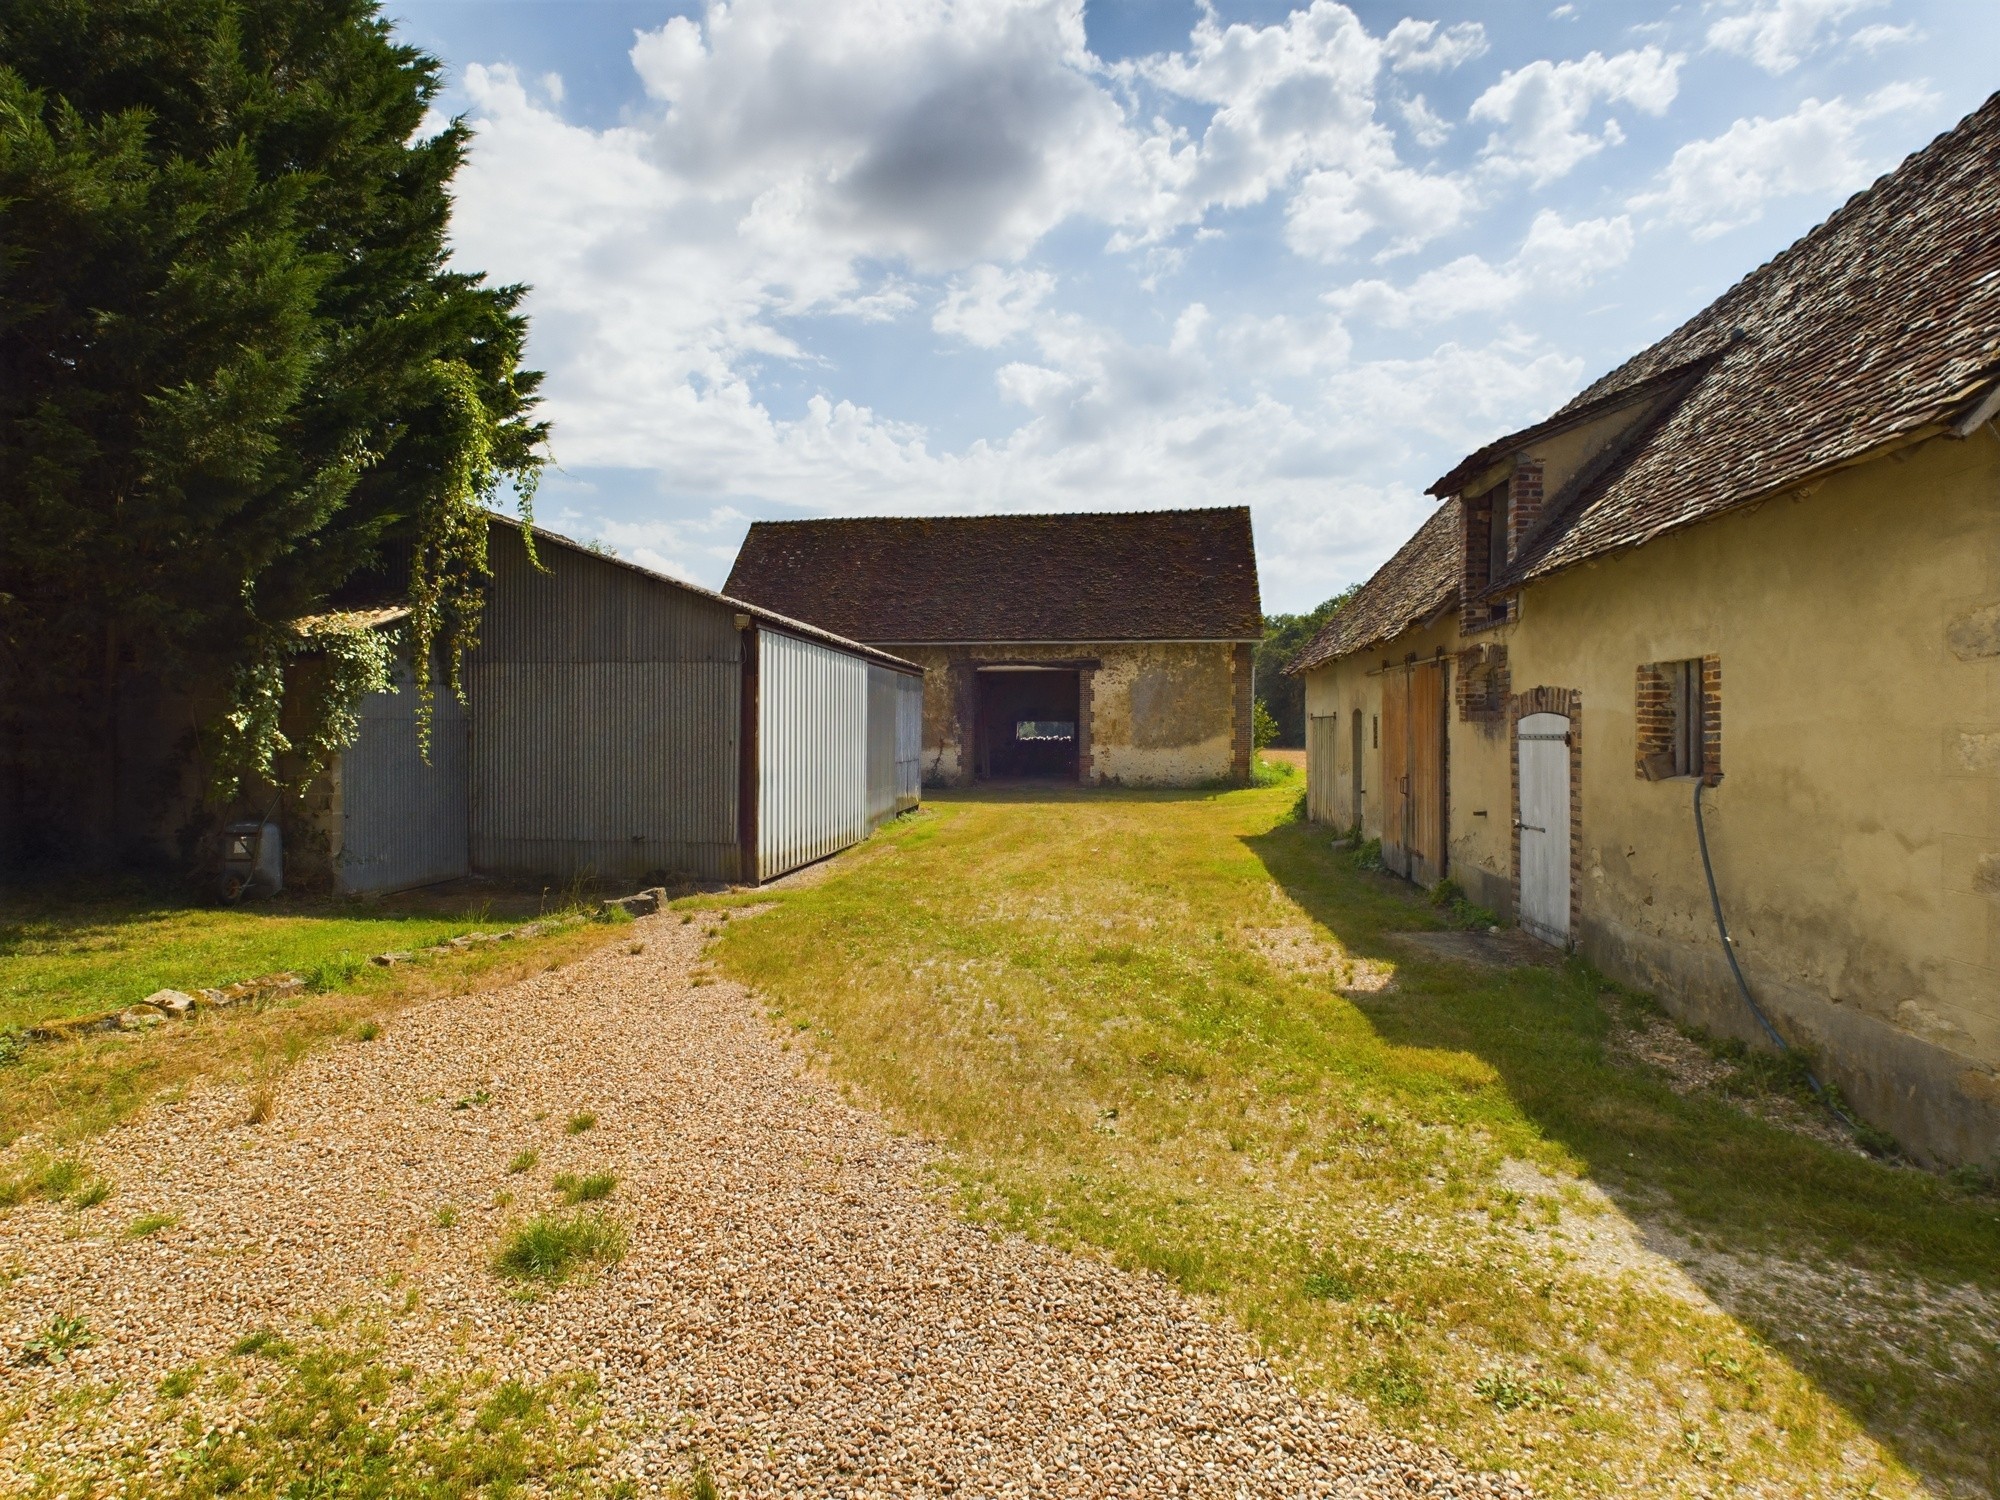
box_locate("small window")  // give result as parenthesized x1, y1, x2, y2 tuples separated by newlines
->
(1487, 483, 1510, 582)
(1372, 714, 1379, 749)
(1637, 657, 1718, 781)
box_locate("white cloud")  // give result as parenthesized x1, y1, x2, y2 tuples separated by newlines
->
(1629, 83, 1932, 236)
(933, 265, 1056, 346)
(1470, 47, 1682, 183)
(1285, 163, 1472, 261)
(1849, 21, 1920, 53)
(439, 1, 1616, 601)
(1399, 94, 1452, 148)
(1706, 0, 1883, 74)
(1325, 209, 1633, 325)
(1382, 19, 1489, 73)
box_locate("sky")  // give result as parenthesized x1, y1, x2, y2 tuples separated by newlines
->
(380, 0, 2000, 613)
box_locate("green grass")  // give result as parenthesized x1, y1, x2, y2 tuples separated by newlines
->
(508, 1149, 540, 1175)
(565, 1112, 596, 1135)
(124, 1212, 178, 1239)
(493, 1213, 627, 1283)
(712, 782, 2000, 1499)
(552, 1172, 616, 1205)
(0, 877, 535, 1033)
(0, 879, 623, 1149)
(23, 1330, 618, 1497)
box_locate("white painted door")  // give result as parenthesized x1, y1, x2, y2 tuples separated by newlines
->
(1517, 712, 1571, 946)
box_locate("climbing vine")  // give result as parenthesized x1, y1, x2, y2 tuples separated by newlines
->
(407, 358, 538, 756)
(209, 614, 398, 800)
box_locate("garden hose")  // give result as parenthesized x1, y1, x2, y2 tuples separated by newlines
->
(1692, 777, 1860, 1131)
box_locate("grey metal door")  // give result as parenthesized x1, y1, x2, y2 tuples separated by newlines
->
(338, 677, 469, 894)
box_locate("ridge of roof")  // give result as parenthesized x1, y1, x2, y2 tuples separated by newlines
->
(1284, 501, 1461, 676)
(725, 507, 1263, 644)
(743, 504, 1250, 526)
(1428, 88, 2000, 586)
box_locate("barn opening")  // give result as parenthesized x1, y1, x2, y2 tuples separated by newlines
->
(976, 666, 1080, 780)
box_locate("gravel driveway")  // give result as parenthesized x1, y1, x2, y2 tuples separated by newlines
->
(1, 910, 1525, 1497)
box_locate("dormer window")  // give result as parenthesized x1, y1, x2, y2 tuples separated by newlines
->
(1486, 482, 1510, 583)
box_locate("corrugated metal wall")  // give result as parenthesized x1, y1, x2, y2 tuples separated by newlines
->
(336, 663, 469, 894)
(865, 663, 899, 828)
(469, 534, 744, 883)
(758, 629, 868, 880)
(894, 669, 922, 812)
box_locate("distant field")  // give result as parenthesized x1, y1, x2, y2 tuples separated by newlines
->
(715, 772, 2000, 1499)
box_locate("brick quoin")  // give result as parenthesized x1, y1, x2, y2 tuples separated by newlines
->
(1509, 684, 1583, 948)
(1456, 643, 1510, 723)
(1507, 459, 1546, 559)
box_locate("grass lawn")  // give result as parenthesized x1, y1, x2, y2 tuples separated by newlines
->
(712, 770, 2000, 1499)
(0, 878, 622, 1150)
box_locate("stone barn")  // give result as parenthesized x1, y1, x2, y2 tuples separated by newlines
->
(724, 509, 1263, 787)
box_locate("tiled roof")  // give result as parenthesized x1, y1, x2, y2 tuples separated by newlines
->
(1437, 89, 2000, 587)
(722, 508, 1263, 643)
(1285, 501, 1460, 675)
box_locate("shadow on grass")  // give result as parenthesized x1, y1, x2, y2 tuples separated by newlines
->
(1245, 809, 2000, 1498)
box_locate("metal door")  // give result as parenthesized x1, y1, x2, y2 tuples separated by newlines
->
(1380, 668, 1409, 875)
(337, 668, 469, 894)
(1517, 711, 1572, 946)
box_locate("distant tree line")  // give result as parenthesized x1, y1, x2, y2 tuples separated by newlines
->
(1252, 586, 1360, 748)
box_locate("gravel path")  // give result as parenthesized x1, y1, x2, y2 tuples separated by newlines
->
(0, 911, 1527, 1497)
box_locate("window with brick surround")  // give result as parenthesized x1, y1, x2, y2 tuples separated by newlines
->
(1636, 656, 1721, 783)
(1457, 643, 1509, 722)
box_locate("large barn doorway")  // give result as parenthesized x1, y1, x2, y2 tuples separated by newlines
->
(975, 667, 1080, 780)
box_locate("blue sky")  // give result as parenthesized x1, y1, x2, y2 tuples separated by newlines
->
(383, 0, 2000, 612)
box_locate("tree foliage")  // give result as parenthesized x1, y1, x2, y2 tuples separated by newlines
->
(0, 0, 544, 851)
(1253, 585, 1361, 748)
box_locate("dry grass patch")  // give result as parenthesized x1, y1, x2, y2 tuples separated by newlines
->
(712, 782, 2000, 1500)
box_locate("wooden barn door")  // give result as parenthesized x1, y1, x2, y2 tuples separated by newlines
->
(1306, 714, 1337, 824)
(1380, 668, 1409, 876)
(1408, 660, 1446, 886)
(1381, 660, 1447, 884)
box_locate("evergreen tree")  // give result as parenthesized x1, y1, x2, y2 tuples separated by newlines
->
(0, 0, 544, 861)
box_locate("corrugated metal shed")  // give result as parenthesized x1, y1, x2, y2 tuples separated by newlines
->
(317, 521, 921, 891)
(470, 532, 743, 883)
(757, 629, 869, 881)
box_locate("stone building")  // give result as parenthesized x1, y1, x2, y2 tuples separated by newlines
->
(1286, 92, 2000, 1167)
(724, 508, 1263, 787)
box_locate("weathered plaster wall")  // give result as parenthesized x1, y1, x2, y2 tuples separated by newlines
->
(1301, 431, 2000, 1164)
(1505, 431, 2000, 1164)
(883, 640, 1247, 787)
(1301, 610, 1516, 918)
